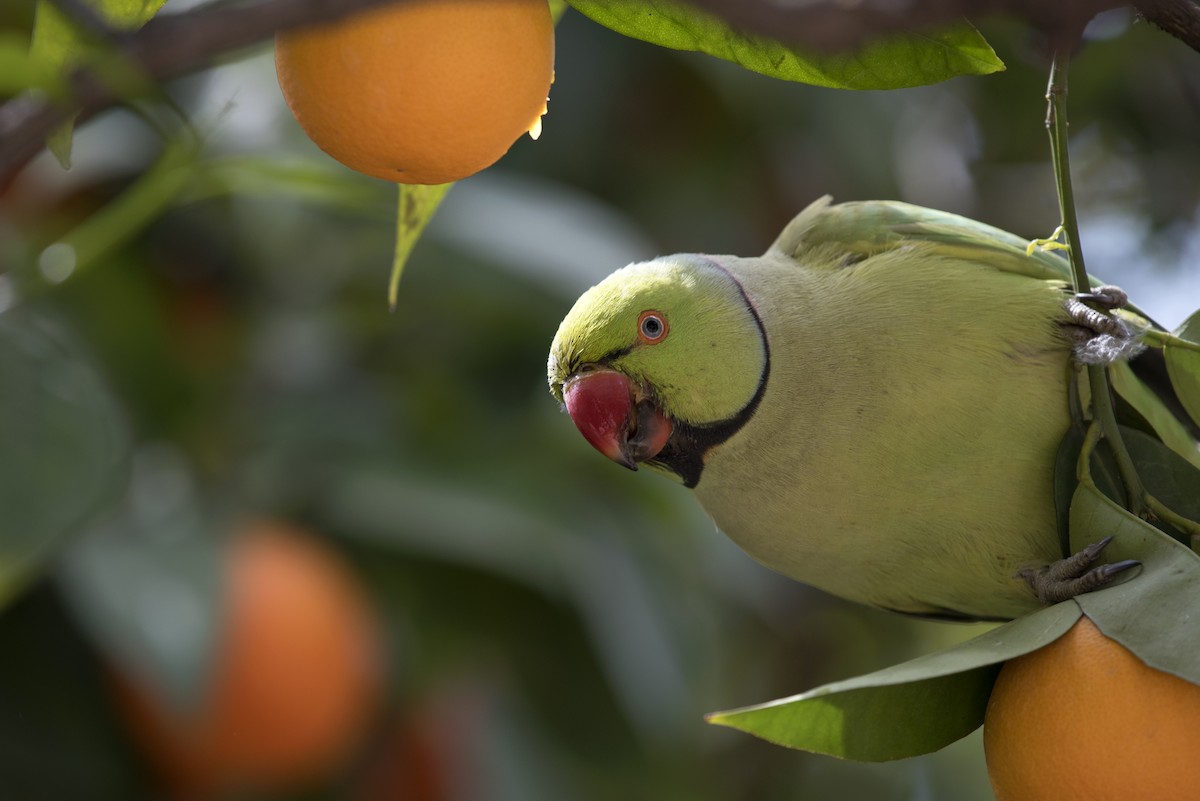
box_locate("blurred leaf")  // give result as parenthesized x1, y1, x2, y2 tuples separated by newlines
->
(1068, 481, 1200, 686)
(0, 33, 66, 96)
(565, 0, 1004, 89)
(29, 0, 168, 167)
(549, 0, 571, 24)
(1165, 309, 1200, 428)
(188, 156, 392, 215)
(30, 0, 81, 168)
(322, 465, 565, 593)
(390, 183, 452, 309)
(321, 462, 698, 741)
(56, 445, 223, 711)
(45, 135, 198, 280)
(95, 0, 166, 17)
(706, 601, 1080, 760)
(0, 309, 129, 609)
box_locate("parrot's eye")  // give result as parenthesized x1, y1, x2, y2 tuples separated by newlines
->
(638, 310, 668, 344)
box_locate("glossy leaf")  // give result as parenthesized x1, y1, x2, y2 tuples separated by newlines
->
(0, 310, 129, 609)
(565, 0, 1004, 90)
(1121, 426, 1200, 534)
(1068, 481, 1200, 686)
(1165, 309, 1200, 429)
(1109, 359, 1200, 471)
(706, 601, 1080, 760)
(390, 183, 452, 310)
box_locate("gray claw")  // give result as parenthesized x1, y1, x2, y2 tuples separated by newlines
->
(1062, 284, 1144, 365)
(1074, 285, 1129, 310)
(1016, 536, 1141, 605)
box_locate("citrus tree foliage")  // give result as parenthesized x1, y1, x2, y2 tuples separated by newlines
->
(2, 1, 1200, 799)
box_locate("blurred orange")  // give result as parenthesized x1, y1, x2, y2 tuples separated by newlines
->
(111, 521, 383, 797)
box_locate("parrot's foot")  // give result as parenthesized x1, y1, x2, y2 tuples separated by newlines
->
(1016, 536, 1140, 605)
(1062, 285, 1146, 365)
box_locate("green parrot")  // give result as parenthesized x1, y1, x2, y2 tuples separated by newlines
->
(547, 197, 1199, 621)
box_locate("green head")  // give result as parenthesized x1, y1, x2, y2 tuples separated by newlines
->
(547, 255, 769, 487)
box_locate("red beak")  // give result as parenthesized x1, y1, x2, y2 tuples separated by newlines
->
(562, 370, 672, 470)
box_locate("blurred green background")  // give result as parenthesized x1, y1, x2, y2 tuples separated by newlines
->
(1, 2, 1198, 799)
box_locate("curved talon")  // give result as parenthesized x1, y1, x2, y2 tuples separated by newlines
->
(1075, 285, 1128, 310)
(1016, 535, 1141, 605)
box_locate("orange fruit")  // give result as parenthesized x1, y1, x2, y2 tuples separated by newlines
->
(983, 615, 1200, 801)
(111, 522, 383, 796)
(275, 0, 554, 184)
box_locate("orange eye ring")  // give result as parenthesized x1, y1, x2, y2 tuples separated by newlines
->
(637, 310, 668, 344)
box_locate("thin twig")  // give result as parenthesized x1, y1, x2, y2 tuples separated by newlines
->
(1045, 53, 1148, 516)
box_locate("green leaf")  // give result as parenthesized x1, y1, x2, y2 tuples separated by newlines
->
(1068, 482, 1200, 686)
(565, 0, 1004, 90)
(29, 0, 169, 167)
(389, 183, 452, 310)
(1052, 420, 1086, 557)
(706, 601, 1080, 760)
(0, 309, 129, 609)
(1120, 426, 1200, 536)
(1109, 358, 1200, 471)
(1165, 309, 1200, 429)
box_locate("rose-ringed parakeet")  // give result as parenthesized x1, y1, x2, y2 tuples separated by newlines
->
(547, 197, 1199, 621)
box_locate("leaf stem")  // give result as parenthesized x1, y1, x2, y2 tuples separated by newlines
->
(1146, 494, 1200, 540)
(1045, 54, 1147, 516)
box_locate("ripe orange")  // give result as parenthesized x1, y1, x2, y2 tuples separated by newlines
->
(275, 0, 554, 184)
(111, 521, 383, 796)
(983, 615, 1200, 801)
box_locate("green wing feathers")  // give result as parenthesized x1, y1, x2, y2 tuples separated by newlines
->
(773, 196, 1074, 283)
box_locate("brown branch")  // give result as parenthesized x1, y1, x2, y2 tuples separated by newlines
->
(0, 0, 414, 189)
(3, 0, 1199, 189)
(681, 0, 1199, 54)
(683, 0, 1111, 52)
